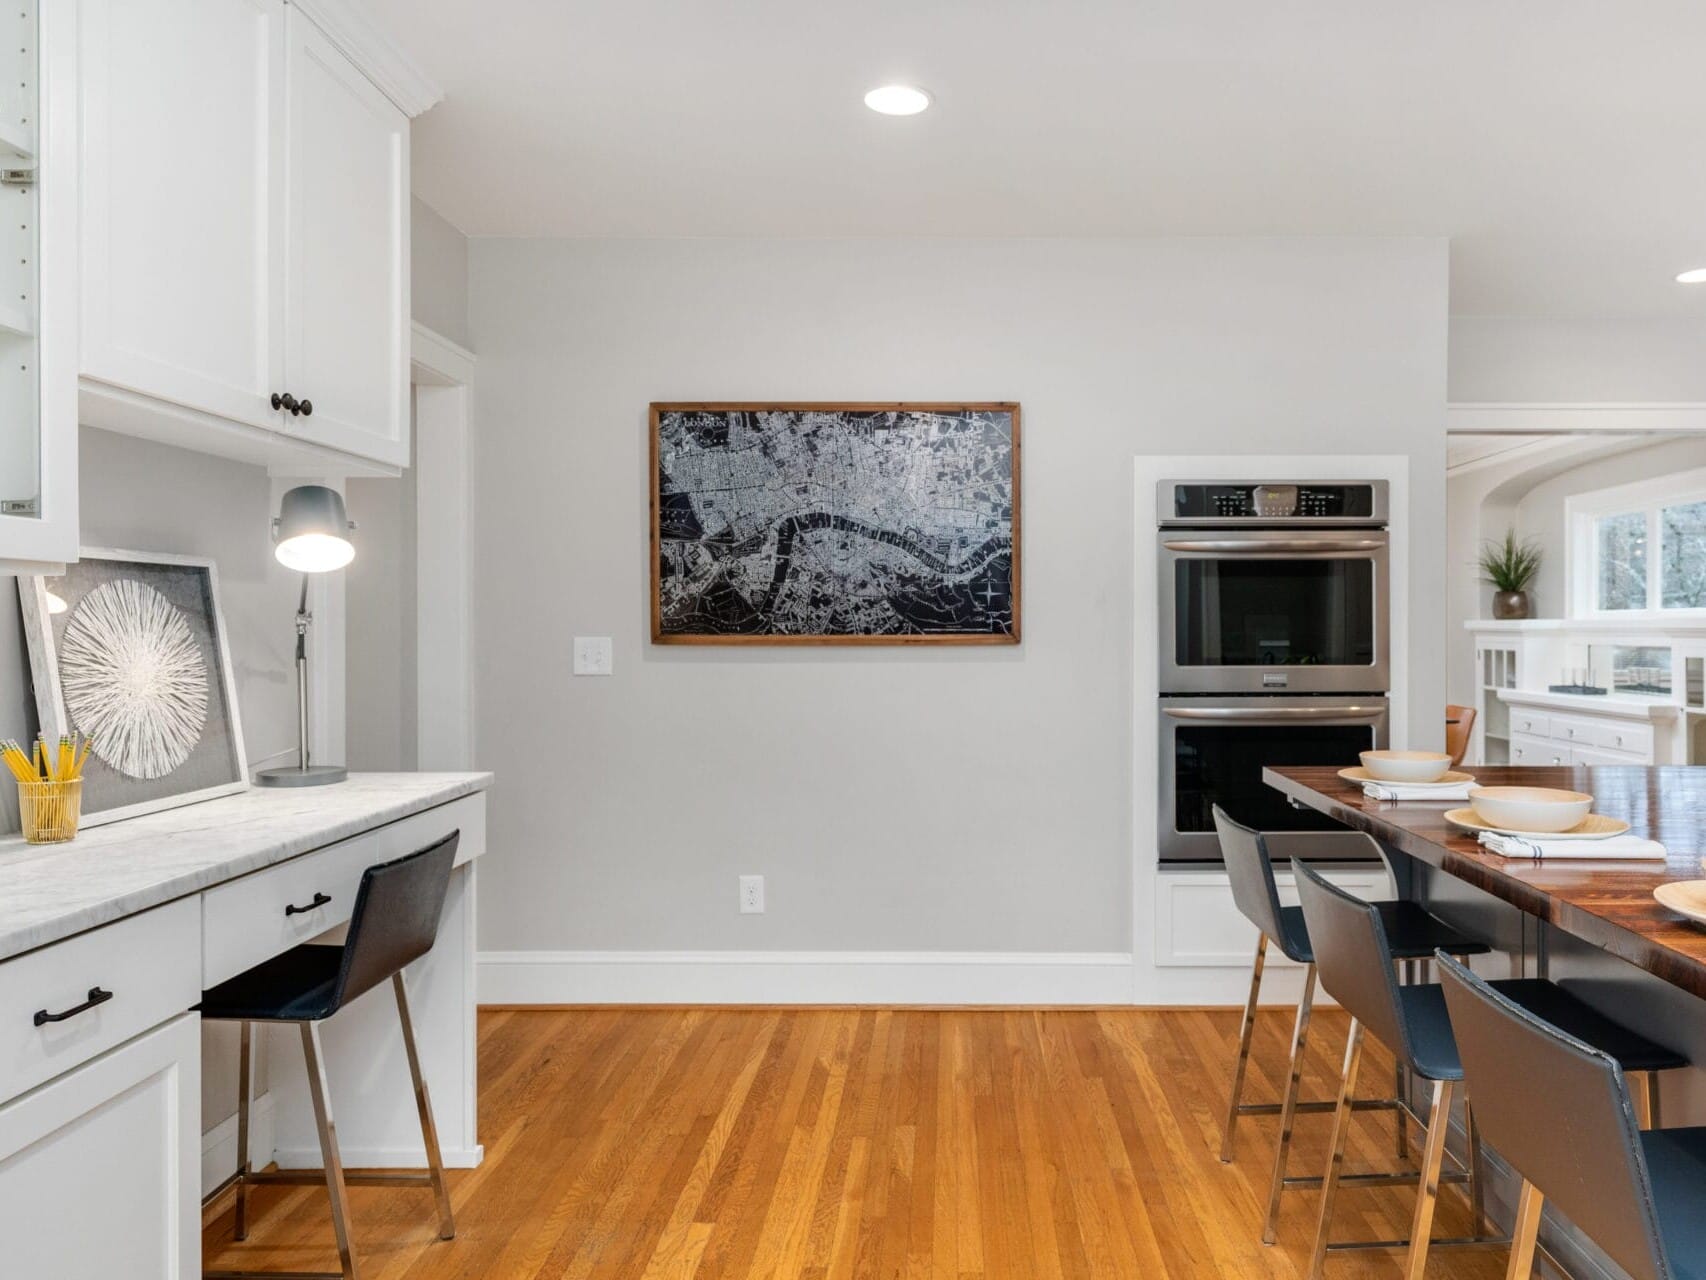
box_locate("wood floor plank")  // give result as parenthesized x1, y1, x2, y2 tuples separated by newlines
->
(206, 1006, 1510, 1280)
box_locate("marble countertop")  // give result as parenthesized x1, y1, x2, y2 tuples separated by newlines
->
(0, 772, 492, 962)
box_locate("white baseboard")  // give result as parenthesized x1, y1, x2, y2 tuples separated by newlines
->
(478, 950, 1136, 1005)
(201, 1091, 275, 1199)
(274, 1143, 484, 1170)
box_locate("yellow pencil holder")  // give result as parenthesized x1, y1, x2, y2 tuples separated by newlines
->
(18, 779, 82, 844)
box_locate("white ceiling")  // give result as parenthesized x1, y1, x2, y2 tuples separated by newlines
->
(373, 0, 1706, 319)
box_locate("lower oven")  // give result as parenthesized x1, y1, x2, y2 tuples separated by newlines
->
(1158, 694, 1389, 863)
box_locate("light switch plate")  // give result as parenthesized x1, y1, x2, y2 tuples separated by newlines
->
(572, 636, 613, 676)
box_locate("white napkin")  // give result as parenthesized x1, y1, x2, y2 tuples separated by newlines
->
(1362, 782, 1473, 802)
(1477, 832, 1668, 861)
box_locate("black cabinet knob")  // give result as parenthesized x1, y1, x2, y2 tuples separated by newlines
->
(272, 392, 299, 414)
(297, 398, 312, 418)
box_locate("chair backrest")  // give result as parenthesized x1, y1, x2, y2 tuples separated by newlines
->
(332, 831, 460, 1011)
(1291, 861, 1410, 1060)
(1436, 953, 1674, 1280)
(1445, 704, 1477, 767)
(1212, 805, 1289, 944)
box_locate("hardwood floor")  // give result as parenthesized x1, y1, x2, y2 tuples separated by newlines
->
(203, 1006, 1506, 1279)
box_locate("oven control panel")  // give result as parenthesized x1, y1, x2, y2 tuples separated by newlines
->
(1160, 480, 1388, 526)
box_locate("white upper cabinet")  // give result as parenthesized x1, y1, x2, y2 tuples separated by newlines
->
(75, 0, 430, 475)
(79, 0, 283, 432)
(282, 7, 409, 468)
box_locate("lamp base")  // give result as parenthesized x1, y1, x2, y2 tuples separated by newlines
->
(255, 764, 348, 788)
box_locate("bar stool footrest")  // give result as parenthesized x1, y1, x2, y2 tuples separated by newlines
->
(1236, 1097, 1401, 1117)
(1284, 1169, 1469, 1190)
(1324, 1235, 1510, 1254)
(244, 1168, 436, 1188)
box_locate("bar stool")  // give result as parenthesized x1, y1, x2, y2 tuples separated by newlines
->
(1293, 862, 1686, 1280)
(1436, 953, 1706, 1280)
(1213, 807, 1490, 1244)
(202, 832, 461, 1280)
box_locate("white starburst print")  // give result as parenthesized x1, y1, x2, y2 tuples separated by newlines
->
(60, 579, 209, 779)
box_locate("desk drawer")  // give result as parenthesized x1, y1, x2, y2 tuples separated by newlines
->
(1590, 720, 1653, 757)
(0, 897, 200, 1103)
(202, 794, 483, 988)
(1546, 713, 1601, 747)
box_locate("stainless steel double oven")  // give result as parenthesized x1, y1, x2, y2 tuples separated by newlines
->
(1157, 481, 1390, 862)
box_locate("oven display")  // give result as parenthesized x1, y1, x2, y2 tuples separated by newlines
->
(1170, 483, 1377, 521)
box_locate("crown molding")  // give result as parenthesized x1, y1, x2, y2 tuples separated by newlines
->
(287, 0, 443, 117)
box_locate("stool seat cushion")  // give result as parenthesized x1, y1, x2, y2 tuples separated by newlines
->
(1641, 1125, 1706, 1279)
(1276, 901, 1489, 966)
(1397, 978, 1687, 1082)
(199, 943, 344, 1023)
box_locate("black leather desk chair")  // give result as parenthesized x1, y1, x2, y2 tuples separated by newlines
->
(201, 832, 460, 1280)
(1213, 806, 1490, 1243)
(1293, 862, 1686, 1280)
(1438, 953, 1706, 1280)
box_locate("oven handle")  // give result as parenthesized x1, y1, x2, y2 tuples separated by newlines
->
(1160, 538, 1386, 554)
(1162, 705, 1387, 722)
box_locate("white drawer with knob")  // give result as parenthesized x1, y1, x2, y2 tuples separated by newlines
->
(1509, 733, 1568, 767)
(1508, 709, 1551, 739)
(1589, 720, 1654, 757)
(0, 898, 200, 1103)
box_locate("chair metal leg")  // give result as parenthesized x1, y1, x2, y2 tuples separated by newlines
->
(302, 1021, 361, 1280)
(1221, 933, 1268, 1163)
(1402, 1079, 1455, 1280)
(1261, 962, 1316, 1244)
(1464, 1096, 1486, 1237)
(1395, 959, 1412, 1161)
(235, 1020, 253, 1242)
(394, 971, 456, 1240)
(1505, 1180, 1544, 1280)
(1307, 1018, 1365, 1280)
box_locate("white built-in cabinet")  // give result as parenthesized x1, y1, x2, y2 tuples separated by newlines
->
(0, 1015, 201, 1280)
(77, 0, 412, 474)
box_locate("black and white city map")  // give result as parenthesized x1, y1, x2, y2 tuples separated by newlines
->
(652, 404, 1019, 641)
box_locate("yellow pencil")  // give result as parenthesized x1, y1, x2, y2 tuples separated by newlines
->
(33, 738, 43, 781)
(56, 735, 70, 783)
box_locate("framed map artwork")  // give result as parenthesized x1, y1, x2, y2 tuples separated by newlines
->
(651, 402, 1020, 644)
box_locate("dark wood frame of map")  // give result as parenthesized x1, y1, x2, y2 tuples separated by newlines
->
(650, 402, 1021, 645)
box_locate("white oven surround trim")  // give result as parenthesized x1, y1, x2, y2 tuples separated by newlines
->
(1132, 455, 1411, 1005)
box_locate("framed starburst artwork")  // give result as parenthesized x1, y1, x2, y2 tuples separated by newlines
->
(18, 549, 248, 826)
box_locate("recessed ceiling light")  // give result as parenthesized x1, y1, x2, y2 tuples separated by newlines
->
(1677, 268, 1706, 284)
(864, 85, 931, 116)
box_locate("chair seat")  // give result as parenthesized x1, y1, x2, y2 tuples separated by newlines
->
(1641, 1125, 1706, 1280)
(199, 943, 345, 1023)
(1397, 978, 1687, 1082)
(1276, 901, 1489, 966)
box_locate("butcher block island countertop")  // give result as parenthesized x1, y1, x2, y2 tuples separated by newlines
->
(1263, 764, 1706, 1000)
(0, 771, 492, 963)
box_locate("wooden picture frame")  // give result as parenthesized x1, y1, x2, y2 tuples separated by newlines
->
(651, 402, 1021, 645)
(18, 548, 249, 827)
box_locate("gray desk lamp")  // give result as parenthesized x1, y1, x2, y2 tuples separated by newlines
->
(256, 484, 354, 787)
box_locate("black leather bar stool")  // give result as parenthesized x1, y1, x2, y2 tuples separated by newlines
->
(1437, 953, 1706, 1280)
(202, 832, 461, 1280)
(1293, 862, 1686, 1280)
(1213, 807, 1490, 1244)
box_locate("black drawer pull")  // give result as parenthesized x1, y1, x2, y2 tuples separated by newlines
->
(34, 986, 113, 1027)
(284, 891, 332, 917)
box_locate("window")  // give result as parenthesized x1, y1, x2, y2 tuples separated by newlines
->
(1570, 470, 1706, 618)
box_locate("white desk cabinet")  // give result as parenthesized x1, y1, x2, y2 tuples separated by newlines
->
(1501, 691, 1679, 767)
(77, 0, 417, 473)
(0, 1014, 200, 1280)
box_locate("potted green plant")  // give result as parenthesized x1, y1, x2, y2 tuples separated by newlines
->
(1478, 529, 1543, 620)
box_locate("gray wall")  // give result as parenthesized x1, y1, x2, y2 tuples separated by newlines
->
(345, 462, 417, 770)
(412, 197, 470, 348)
(1449, 315, 1706, 401)
(467, 236, 1449, 957)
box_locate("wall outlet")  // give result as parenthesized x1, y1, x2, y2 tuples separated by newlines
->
(572, 636, 613, 676)
(738, 875, 765, 914)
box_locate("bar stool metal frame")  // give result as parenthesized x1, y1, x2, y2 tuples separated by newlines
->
(202, 832, 461, 1280)
(1293, 861, 1687, 1280)
(1436, 952, 1706, 1280)
(1212, 807, 1490, 1245)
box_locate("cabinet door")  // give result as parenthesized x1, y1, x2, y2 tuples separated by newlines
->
(79, 0, 284, 430)
(282, 8, 409, 467)
(0, 1014, 199, 1280)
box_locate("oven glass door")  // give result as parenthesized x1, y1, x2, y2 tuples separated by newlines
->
(1161, 532, 1388, 693)
(1159, 697, 1387, 862)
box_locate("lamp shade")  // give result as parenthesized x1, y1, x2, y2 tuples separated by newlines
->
(273, 485, 355, 573)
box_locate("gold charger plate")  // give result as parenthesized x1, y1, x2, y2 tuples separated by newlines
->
(1654, 881, 1706, 928)
(1444, 809, 1630, 840)
(1338, 767, 1475, 788)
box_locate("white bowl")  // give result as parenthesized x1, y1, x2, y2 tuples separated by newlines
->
(1467, 786, 1594, 834)
(1359, 750, 1454, 784)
